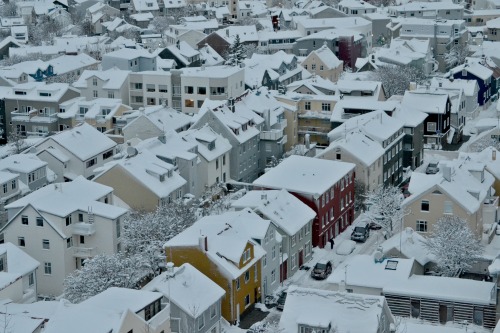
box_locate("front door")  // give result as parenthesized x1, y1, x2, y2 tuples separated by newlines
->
(299, 249, 304, 267)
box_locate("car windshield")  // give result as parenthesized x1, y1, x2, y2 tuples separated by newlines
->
(354, 227, 365, 232)
(428, 163, 438, 168)
(315, 263, 326, 269)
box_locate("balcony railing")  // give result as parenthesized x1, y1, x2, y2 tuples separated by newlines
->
(73, 246, 96, 258)
(25, 131, 49, 137)
(11, 109, 58, 123)
(298, 126, 330, 134)
(260, 129, 284, 141)
(71, 222, 96, 236)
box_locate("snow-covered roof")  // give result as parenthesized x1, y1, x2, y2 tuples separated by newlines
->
(297, 16, 371, 29)
(404, 158, 495, 215)
(134, 130, 198, 161)
(215, 25, 258, 44)
(35, 123, 116, 161)
(58, 97, 129, 120)
(320, 131, 384, 166)
(4, 82, 77, 103)
(0, 242, 39, 291)
(131, 0, 159, 11)
(165, 209, 268, 279)
(328, 110, 404, 143)
(306, 44, 342, 69)
(73, 68, 130, 90)
(280, 285, 388, 333)
(180, 125, 232, 162)
(380, 228, 435, 266)
(47, 53, 99, 75)
(0, 154, 47, 174)
(296, 28, 364, 43)
(181, 65, 243, 78)
(389, 1, 462, 11)
(391, 104, 428, 128)
(4, 176, 127, 220)
(231, 189, 316, 236)
(95, 150, 186, 199)
(103, 47, 155, 60)
(429, 77, 478, 97)
(43, 288, 163, 333)
(401, 90, 449, 114)
(121, 105, 191, 133)
(253, 155, 355, 196)
(144, 263, 225, 316)
(328, 255, 415, 289)
(451, 62, 493, 81)
(0, 300, 59, 333)
(385, 275, 495, 305)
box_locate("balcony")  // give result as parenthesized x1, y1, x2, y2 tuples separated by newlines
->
(272, 118, 287, 131)
(73, 246, 97, 258)
(261, 129, 284, 141)
(483, 196, 499, 226)
(11, 109, 58, 123)
(71, 222, 96, 236)
(298, 126, 331, 134)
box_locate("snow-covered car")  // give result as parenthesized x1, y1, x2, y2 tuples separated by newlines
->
(426, 162, 439, 174)
(336, 239, 356, 255)
(276, 291, 287, 310)
(310, 260, 332, 280)
(351, 224, 370, 242)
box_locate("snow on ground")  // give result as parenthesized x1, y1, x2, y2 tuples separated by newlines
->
(397, 317, 491, 333)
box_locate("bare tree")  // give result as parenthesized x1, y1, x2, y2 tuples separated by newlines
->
(365, 185, 406, 237)
(373, 64, 427, 98)
(7, 132, 29, 155)
(0, 2, 18, 17)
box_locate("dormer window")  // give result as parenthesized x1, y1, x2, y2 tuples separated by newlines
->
(101, 108, 111, 116)
(208, 141, 215, 151)
(159, 174, 165, 182)
(242, 123, 247, 131)
(14, 90, 26, 95)
(79, 107, 88, 115)
(242, 248, 251, 263)
(39, 92, 51, 97)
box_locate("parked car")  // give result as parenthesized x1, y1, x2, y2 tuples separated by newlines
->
(426, 162, 439, 174)
(351, 224, 370, 242)
(310, 260, 333, 280)
(368, 222, 382, 230)
(276, 291, 287, 310)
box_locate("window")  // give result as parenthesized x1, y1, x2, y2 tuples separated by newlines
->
(44, 262, 52, 275)
(444, 201, 452, 214)
(198, 87, 206, 95)
(416, 220, 427, 232)
(242, 248, 251, 262)
(411, 300, 420, 318)
(427, 122, 437, 132)
(421, 200, 429, 211)
(254, 264, 258, 281)
(198, 315, 205, 330)
(0, 259, 4, 272)
(67, 237, 73, 248)
(103, 150, 113, 160)
(78, 213, 83, 222)
(185, 86, 194, 94)
(29, 273, 34, 286)
(11, 180, 16, 190)
(311, 64, 316, 70)
(272, 246, 276, 259)
(92, 78, 97, 86)
(236, 277, 240, 290)
(185, 99, 194, 107)
(86, 158, 97, 168)
(291, 253, 297, 269)
(305, 101, 311, 110)
(22, 216, 28, 225)
(210, 304, 216, 318)
(292, 234, 296, 246)
(93, 90, 98, 98)
(116, 219, 121, 238)
(18, 237, 25, 247)
(2, 184, 6, 193)
(159, 85, 168, 93)
(80, 235, 85, 244)
(146, 84, 155, 92)
(36, 217, 43, 227)
(42, 239, 50, 249)
(65, 215, 72, 226)
(271, 269, 276, 282)
(107, 91, 114, 98)
(322, 103, 331, 111)
(245, 270, 250, 283)
(244, 294, 251, 308)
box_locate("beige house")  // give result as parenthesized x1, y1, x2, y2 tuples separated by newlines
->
(94, 149, 186, 212)
(403, 159, 497, 241)
(301, 44, 343, 82)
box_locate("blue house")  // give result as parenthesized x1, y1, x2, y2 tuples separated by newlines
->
(450, 61, 493, 106)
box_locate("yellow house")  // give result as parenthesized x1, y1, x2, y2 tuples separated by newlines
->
(164, 212, 266, 324)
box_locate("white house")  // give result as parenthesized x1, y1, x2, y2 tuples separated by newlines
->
(0, 242, 39, 304)
(0, 177, 129, 297)
(33, 123, 117, 181)
(72, 68, 130, 105)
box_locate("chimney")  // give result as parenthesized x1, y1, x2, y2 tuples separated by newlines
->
(442, 165, 451, 182)
(438, 82, 442, 87)
(305, 133, 310, 149)
(199, 235, 208, 251)
(493, 149, 497, 161)
(166, 262, 174, 275)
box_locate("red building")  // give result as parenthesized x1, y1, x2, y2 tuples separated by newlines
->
(253, 156, 356, 248)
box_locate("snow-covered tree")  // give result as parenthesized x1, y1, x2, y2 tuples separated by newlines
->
(373, 64, 427, 98)
(0, 53, 55, 66)
(0, 2, 18, 17)
(249, 321, 285, 333)
(27, 17, 64, 46)
(425, 215, 483, 277)
(364, 185, 405, 237)
(354, 180, 366, 212)
(63, 253, 144, 303)
(7, 132, 29, 155)
(225, 34, 246, 66)
(150, 16, 170, 34)
(444, 44, 470, 67)
(123, 201, 197, 276)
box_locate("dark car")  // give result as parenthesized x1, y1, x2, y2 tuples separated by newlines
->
(426, 162, 439, 174)
(351, 224, 370, 242)
(310, 260, 333, 280)
(276, 291, 287, 310)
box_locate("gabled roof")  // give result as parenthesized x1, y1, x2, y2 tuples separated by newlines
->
(73, 68, 130, 90)
(0, 242, 39, 291)
(305, 44, 342, 69)
(165, 209, 267, 280)
(181, 125, 232, 162)
(35, 123, 116, 161)
(253, 155, 355, 196)
(231, 189, 316, 235)
(144, 263, 225, 316)
(401, 90, 450, 114)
